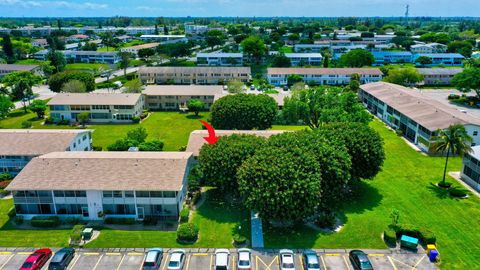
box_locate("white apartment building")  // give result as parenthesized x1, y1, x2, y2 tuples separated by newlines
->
(0, 130, 92, 176)
(0, 64, 41, 78)
(283, 53, 323, 66)
(120, 43, 160, 56)
(34, 50, 120, 64)
(184, 24, 208, 35)
(7, 152, 194, 221)
(196, 53, 244, 66)
(143, 85, 223, 111)
(267, 68, 383, 86)
(410, 43, 448, 54)
(48, 93, 144, 123)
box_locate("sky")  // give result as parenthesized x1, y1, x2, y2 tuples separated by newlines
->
(0, 0, 479, 18)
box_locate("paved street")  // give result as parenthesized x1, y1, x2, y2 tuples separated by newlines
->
(0, 248, 437, 270)
(416, 88, 480, 118)
(13, 85, 56, 109)
(95, 67, 140, 83)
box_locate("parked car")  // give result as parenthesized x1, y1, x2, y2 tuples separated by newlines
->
(48, 247, 75, 270)
(20, 248, 52, 270)
(237, 248, 252, 270)
(167, 249, 186, 270)
(143, 248, 164, 270)
(279, 249, 295, 270)
(302, 250, 321, 270)
(214, 249, 230, 270)
(349, 250, 373, 270)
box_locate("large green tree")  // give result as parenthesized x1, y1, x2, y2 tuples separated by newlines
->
(447, 41, 473, 58)
(46, 50, 66, 74)
(210, 94, 278, 130)
(119, 52, 134, 76)
(199, 134, 266, 194)
(384, 68, 424, 86)
(271, 53, 292, 67)
(0, 94, 14, 119)
(433, 124, 472, 187)
(28, 99, 48, 119)
(241, 36, 267, 64)
(187, 99, 204, 116)
(48, 71, 95, 93)
(282, 86, 372, 128)
(1, 34, 15, 63)
(205, 30, 225, 49)
(237, 145, 322, 222)
(452, 68, 480, 98)
(338, 49, 374, 67)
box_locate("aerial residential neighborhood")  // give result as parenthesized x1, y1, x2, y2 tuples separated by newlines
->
(0, 2, 480, 270)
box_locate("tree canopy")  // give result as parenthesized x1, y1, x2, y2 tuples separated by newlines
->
(452, 68, 480, 98)
(338, 49, 374, 67)
(48, 71, 95, 93)
(241, 36, 267, 64)
(384, 68, 424, 86)
(187, 99, 204, 116)
(210, 94, 278, 130)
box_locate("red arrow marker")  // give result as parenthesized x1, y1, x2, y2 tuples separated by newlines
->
(199, 120, 219, 145)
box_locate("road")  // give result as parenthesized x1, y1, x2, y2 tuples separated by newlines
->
(416, 88, 480, 119)
(13, 85, 56, 109)
(95, 67, 140, 83)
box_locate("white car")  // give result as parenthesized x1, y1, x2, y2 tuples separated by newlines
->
(237, 248, 252, 270)
(167, 249, 186, 270)
(279, 249, 295, 270)
(214, 249, 230, 270)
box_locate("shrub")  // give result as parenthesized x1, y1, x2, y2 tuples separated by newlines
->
(31, 216, 60, 227)
(0, 173, 12, 181)
(138, 140, 164, 151)
(0, 180, 11, 189)
(395, 129, 404, 136)
(177, 223, 199, 243)
(0, 189, 10, 197)
(7, 207, 16, 218)
(132, 117, 140, 123)
(92, 145, 103, 151)
(395, 223, 436, 245)
(64, 217, 81, 225)
(14, 216, 23, 225)
(48, 71, 95, 93)
(142, 216, 158, 226)
(70, 224, 85, 242)
(233, 234, 247, 245)
(384, 228, 397, 246)
(104, 217, 136, 225)
(21, 121, 32, 128)
(315, 212, 336, 228)
(421, 229, 437, 245)
(449, 189, 467, 198)
(57, 119, 70, 125)
(191, 191, 201, 205)
(180, 207, 189, 223)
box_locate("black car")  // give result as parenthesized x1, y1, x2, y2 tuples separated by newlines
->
(48, 248, 75, 270)
(349, 250, 373, 270)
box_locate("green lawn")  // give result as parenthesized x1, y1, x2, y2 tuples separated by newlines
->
(264, 119, 480, 269)
(65, 63, 109, 71)
(85, 189, 250, 248)
(278, 46, 293, 53)
(14, 59, 49, 65)
(0, 199, 71, 247)
(0, 110, 47, 129)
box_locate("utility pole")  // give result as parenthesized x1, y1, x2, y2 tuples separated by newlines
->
(405, 4, 409, 26)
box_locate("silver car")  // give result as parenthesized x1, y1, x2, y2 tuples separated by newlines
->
(279, 249, 295, 270)
(167, 249, 186, 270)
(143, 248, 163, 270)
(237, 248, 252, 270)
(303, 250, 321, 270)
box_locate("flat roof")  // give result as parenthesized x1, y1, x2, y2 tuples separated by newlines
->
(197, 52, 243, 57)
(0, 129, 92, 156)
(143, 85, 224, 96)
(7, 152, 193, 191)
(267, 67, 383, 75)
(139, 66, 251, 74)
(284, 53, 323, 58)
(417, 68, 464, 75)
(186, 130, 289, 156)
(0, 64, 39, 71)
(360, 82, 480, 131)
(48, 93, 142, 106)
(414, 53, 465, 58)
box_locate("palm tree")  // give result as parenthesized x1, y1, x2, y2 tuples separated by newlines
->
(433, 124, 473, 187)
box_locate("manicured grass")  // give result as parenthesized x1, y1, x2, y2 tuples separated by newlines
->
(0, 110, 47, 129)
(86, 189, 250, 248)
(65, 63, 109, 71)
(0, 199, 71, 247)
(264, 119, 480, 269)
(14, 59, 49, 65)
(278, 46, 293, 53)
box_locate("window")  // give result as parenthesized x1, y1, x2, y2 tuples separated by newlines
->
(92, 105, 109, 110)
(113, 105, 134, 110)
(163, 191, 177, 198)
(474, 131, 478, 136)
(150, 191, 163, 198)
(135, 191, 150, 198)
(103, 191, 113, 198)
(113, 191, 122, 198)
(124, 191, 134, 198)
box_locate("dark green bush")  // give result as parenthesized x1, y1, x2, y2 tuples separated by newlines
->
(177, 223, 199, 243)
(0, 173, 12, 181)
(104, 217, 135, 225)
(31, 216, 60, 227)
(191, 191, 201, 205)
(449, 189, 467, 198)
(438, 182, 452, 188)
(315, 212, 336, 228)
(384, 228, 397, 246)
(395, 224, 436, 245)
(132, 117, 140, 123)
(70, 224, 85, 242)
(21, 121, 32, 128)
(180, 207, 189, 223)
(92, 145, 103, 151)
(14, 216, 23, 225)
(7, 207, 16, 218)
(233, 234, 247, 245)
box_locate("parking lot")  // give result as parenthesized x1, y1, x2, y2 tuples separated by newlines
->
(0, 249, 437, 270)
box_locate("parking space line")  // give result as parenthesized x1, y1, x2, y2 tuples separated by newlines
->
(342, 255, 351, 270)
(324, 253, 340, 256)
(138, 254, 145, 270)
(299, 254, 304, 270)
(320, 255, 327, 270)
(0, 253, 14, 270)
(92, 254, 104, 270)
(368, 254, 385, 257)
(412, 255, 426, 269)
(387, 256, 398, 270)
(84, 252, 100, 256)
(0, 252, 12, 255)
(116, 254, 126, 270)
(209, 254, 213, 270)
(193, 253, 209, 256)
(67, 253, 81, 270)
(106, 252, 122, 256)
(391, 256, 414, 268)
(128, 252, 144, 256)
(185, 254, 191, 270)
(161, 254, 170, 270)
(269, 255, 278, 270)
(18, 252, 32, 255)
(232, 255, 236, 270)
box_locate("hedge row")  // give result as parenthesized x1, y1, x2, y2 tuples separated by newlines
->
(180, 207, 189, 223)
(104, 217, 136, 225)
(386, 224, 436, 245)
(31, 216, 61, 228)
(177, 223, 199, 243)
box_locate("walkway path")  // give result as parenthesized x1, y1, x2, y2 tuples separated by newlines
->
(250, 211, 264, 248)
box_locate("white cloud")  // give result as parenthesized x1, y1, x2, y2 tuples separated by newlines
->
(0, 0, 107, 9)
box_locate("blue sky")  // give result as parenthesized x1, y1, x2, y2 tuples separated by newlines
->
(0, 0, 479, 17)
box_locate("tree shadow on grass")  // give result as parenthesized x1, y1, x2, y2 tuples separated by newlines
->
(341, 180, 384, 215)
(426, 183, 451, 199)
(185, 114, 205, 120)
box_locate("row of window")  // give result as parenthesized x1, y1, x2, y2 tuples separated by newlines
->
(463, 165, 480, 184)
(102, 190, 177, 198)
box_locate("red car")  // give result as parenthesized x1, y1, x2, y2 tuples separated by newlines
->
(20, 248, 52, 270)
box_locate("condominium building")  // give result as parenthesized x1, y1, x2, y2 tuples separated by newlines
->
(283, 53, 323, 66)
(359, 82, 480, 153)
(196, 53, 244, 66)
(372, 51, 413, 65)
(0, 130, 92, 175)
(461, 146, 480, 192)
(48, 93, 144, 123)
(143, 85, 223, 111)
(417, 68, 463, 85)
(410, 43, 447, 54)
(6, 152, 194, 221)
(186, 130, 288, 157)
(120, 43, 160, 56)
(412, 53, 465, 66)
(34, 50, 120, 64)
(267, 68, 383, 86)
(139, 66, 251, 85)
(294, 44, 329, 53)
(139, 35, 188, 44)
(0, 64, 41, 78)
(184, 24, 208, 35)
